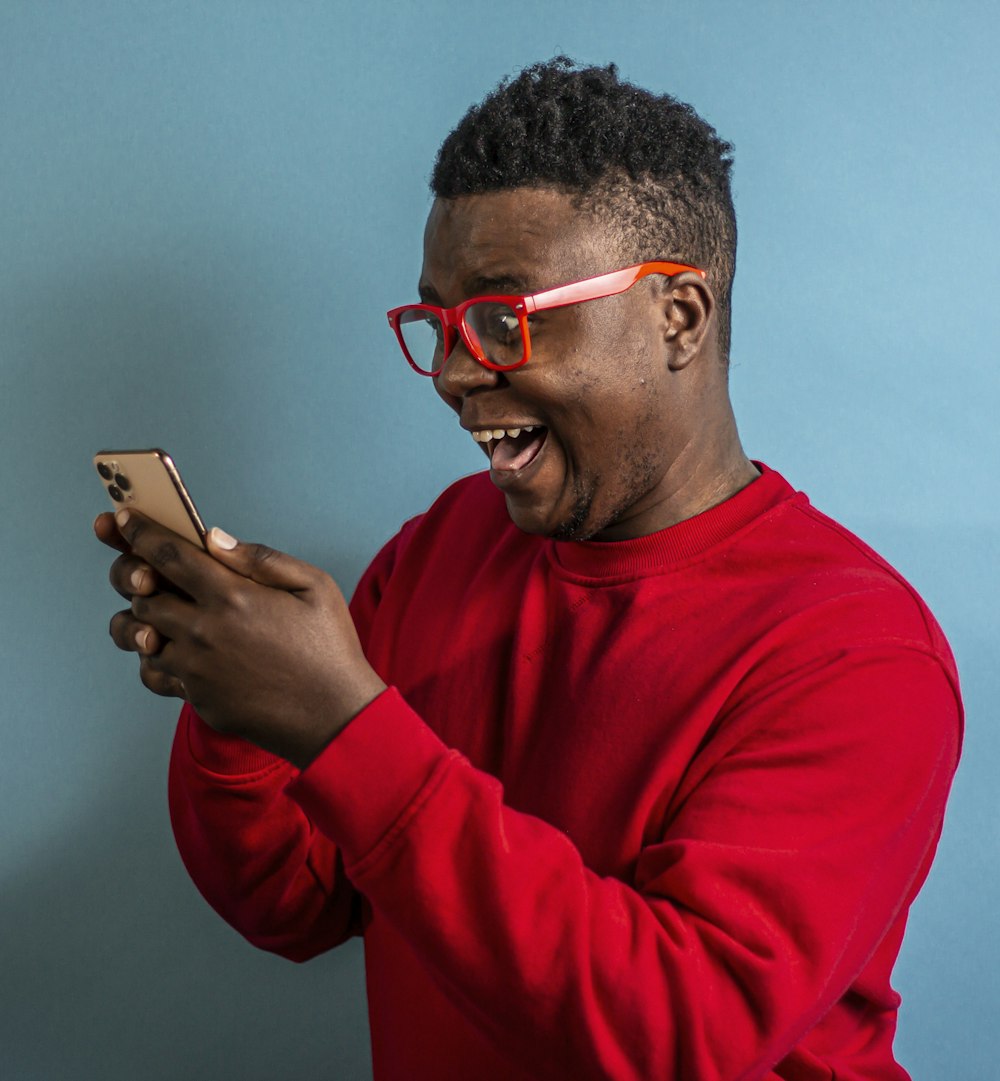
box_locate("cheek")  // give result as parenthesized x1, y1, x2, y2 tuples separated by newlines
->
(577, 305, 661, 388)
(533, 306, 667, 457)
(568, 361, 663, 446)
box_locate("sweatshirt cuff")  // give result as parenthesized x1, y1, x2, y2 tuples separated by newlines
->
(284, 686, 451, 865)
(181, 703, 288, 776)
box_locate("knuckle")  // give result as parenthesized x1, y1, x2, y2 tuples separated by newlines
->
(109, 555, 132, 594)
(149, 540, 182, 570)
(139, 657, 176, 698)
(312, 570, 339, 601)
(222, 583, 249, 615)
(250, 543, 280, 569)
(138, 660, 159, 692)
(119, 516, 145, 548)
(186, 612, 210, 648)
(109, 610, 133, 649)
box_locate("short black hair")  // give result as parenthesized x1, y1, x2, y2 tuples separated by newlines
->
(432, 57, 737, 360)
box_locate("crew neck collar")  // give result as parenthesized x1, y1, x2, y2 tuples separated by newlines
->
(548, 463, 795, 579)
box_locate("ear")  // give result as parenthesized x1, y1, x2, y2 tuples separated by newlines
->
(659, 273, 716, 371)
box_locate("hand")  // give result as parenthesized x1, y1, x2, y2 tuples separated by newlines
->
(94, 509, 386, 768)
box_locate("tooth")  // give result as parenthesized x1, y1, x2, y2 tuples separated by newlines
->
(492, 429, 505, 440)
(506, 428, 521, 438)
(524, 426, 534, 433)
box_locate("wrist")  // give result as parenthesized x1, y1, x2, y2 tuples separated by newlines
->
(285, 671, 388, 771)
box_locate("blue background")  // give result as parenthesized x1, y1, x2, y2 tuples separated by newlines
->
(1, 2, 996, 1077)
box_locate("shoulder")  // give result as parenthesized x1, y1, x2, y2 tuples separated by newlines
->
(697, 468, 965, 769)
(737, 466, 959, 686)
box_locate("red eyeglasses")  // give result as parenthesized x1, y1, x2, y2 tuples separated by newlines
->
(386, 260, 706, 376)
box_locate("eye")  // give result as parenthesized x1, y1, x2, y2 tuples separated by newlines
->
(472, 306, 519, 342)
(492, 310, 519, 339)
(465, 302, 524, 357)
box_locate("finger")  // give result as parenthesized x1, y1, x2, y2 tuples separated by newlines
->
(109, 609, 165, 655)
(206, 526, 320, 592)
(130, 591, 195, 643)
(94, 511, 130, 554)
(114, 508, 220, 600)
(138, 651, 188, 699)
(109, 553, 160, 600)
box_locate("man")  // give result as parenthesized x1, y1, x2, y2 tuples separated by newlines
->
(96, 59, 961, 1080)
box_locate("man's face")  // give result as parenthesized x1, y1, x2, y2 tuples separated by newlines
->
(420, 188, 700, 541)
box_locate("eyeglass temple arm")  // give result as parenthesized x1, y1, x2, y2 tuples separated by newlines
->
(520, 262, 705, 314)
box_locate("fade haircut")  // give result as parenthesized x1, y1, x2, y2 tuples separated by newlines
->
(431, 57, 737, 361)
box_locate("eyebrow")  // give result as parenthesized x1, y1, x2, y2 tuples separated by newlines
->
(468, 274, 532, 296)
(418, 274, 535, 306)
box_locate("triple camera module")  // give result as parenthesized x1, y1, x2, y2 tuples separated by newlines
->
(95, 460, 133, 504)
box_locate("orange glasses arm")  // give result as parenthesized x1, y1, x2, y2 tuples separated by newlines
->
(521, 261, 705, 315)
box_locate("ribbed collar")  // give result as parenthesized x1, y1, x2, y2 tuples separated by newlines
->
(548, 463, 795, 580)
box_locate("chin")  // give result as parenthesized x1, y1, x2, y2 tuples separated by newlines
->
(504, 503, 553, 537)
(505, 495, 599, 542)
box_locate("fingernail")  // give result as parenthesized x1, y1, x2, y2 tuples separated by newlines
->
(115, 509, 130, 528)
(131, 568, 149, 592)
(209, 527, 238, 550)
(136, 628, 151, 652)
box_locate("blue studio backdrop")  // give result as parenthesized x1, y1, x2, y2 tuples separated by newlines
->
(1, 3, 997, 1078)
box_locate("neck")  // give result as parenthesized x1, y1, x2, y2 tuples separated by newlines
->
(594, 399, 757, 542)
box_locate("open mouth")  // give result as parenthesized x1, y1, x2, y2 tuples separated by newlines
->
(472, 426, 548, 472)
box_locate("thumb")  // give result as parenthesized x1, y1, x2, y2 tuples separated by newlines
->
(206, 527, 315, 591)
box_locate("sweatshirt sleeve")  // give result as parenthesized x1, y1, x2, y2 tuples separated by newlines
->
(166, 529, 406, 961)
(285, 645, 961, 1080)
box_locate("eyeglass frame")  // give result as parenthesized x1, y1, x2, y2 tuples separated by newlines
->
(386, 259, 707, 376)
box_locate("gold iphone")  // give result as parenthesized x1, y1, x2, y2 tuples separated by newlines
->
(93, 449, 207, 548)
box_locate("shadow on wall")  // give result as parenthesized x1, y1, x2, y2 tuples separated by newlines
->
(0, 721, 373, 1081)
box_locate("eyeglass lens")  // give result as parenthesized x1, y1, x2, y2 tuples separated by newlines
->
(397, 310, 447, 374)
(464, 302, 524, 369)
(397, 303, 525, 373)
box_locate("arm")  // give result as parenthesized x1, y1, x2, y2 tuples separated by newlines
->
(165, 531, 408, 959)
(166, 528, 408, 961)
(287, 645, 961, 1079)
(94, 509, 405, 962)
(167, 706, 360, 961)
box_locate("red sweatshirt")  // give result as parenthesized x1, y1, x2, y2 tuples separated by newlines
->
(168, 464, 962, 1081)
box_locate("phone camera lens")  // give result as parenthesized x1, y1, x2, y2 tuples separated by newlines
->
(114, 473, 131, 491)
(97, 462, 113, 480)
(108, 485, 124, 502)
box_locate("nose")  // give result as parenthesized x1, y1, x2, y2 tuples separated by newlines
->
(433, 332, 502, 407)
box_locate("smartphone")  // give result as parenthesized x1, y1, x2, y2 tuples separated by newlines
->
(93, 449, 207, 548)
